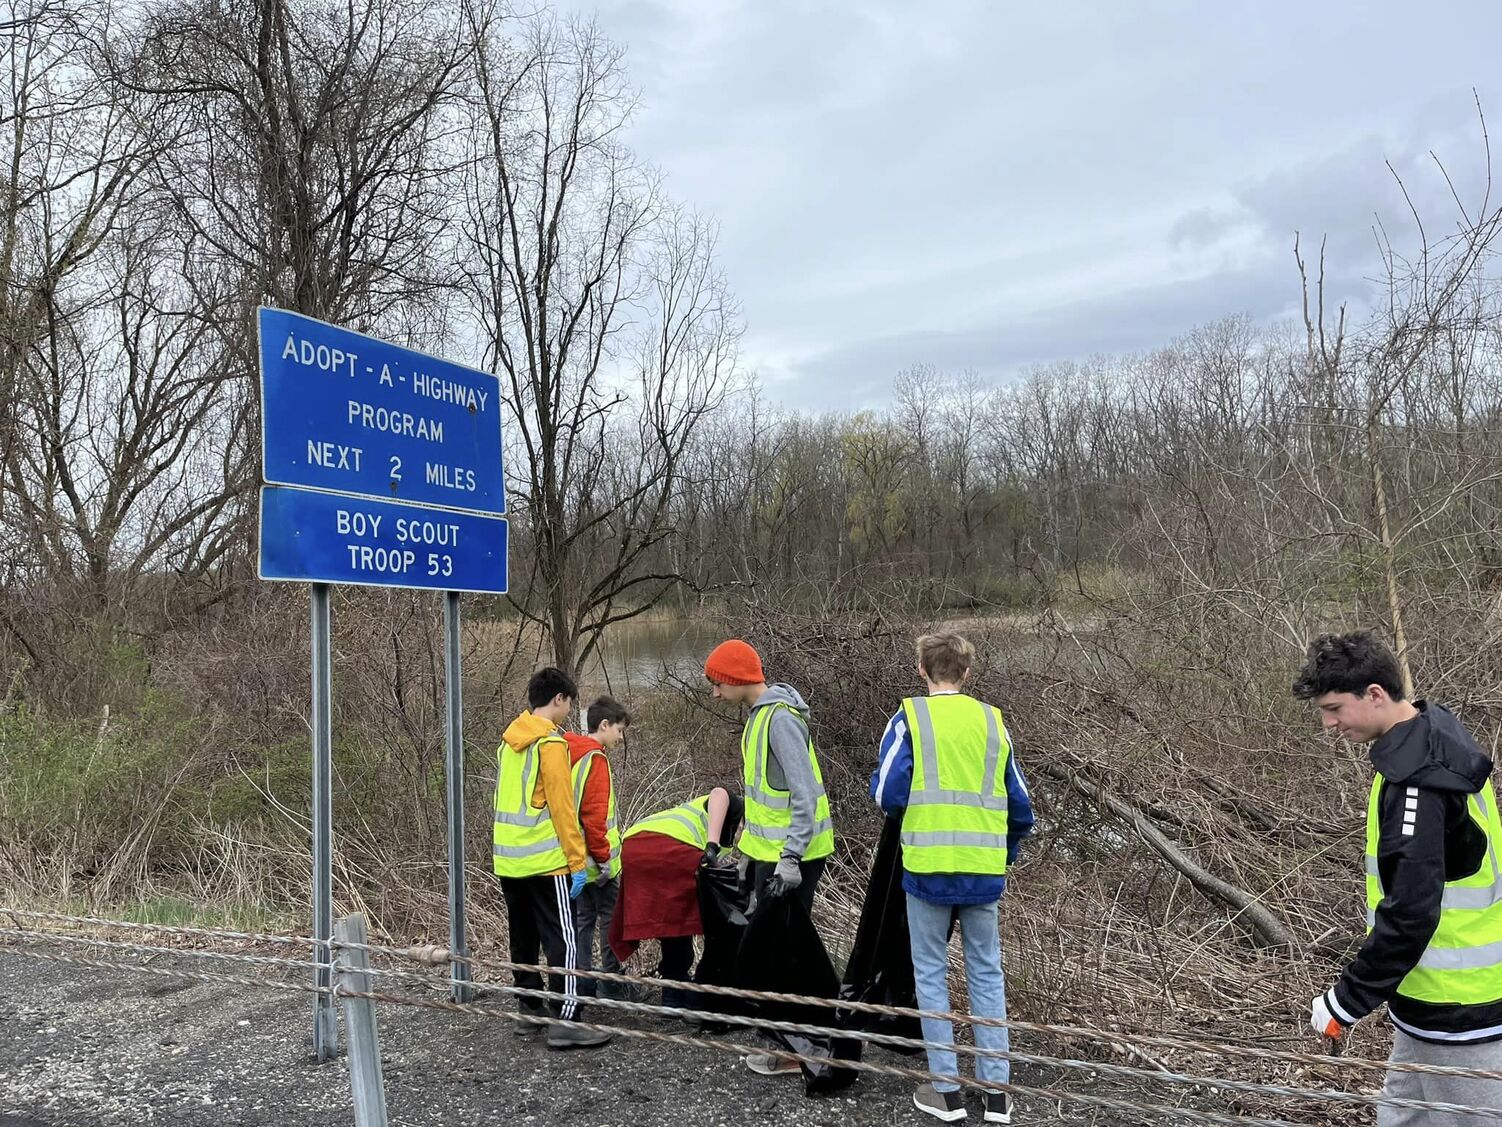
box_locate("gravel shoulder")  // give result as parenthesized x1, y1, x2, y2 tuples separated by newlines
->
(0, 951, 1086, 1127)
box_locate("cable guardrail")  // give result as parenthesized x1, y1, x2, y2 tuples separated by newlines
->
(5, 907, 1478, 1088)
(0, 926, 316, 971)
(0, 920, 1299, 1127)
(4, 907, 1500, 1125)
(7, 904, 1497, 1085)
(0, 907, 310, 946)
(336, 932, 1502, 1087)
(339, 982, 1314, 1127)
(340, 960, 1502, 1123)
(0, 942, 329, 997)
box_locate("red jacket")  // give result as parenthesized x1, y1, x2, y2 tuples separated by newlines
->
(565, 733, 615, 868)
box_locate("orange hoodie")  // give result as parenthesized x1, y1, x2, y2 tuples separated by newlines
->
(565, 733, 614, 868)
(500, 711, 587, 875)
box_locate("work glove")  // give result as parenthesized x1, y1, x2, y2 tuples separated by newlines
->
(594, 866, 613, 886)
(1309, 991, 1347, 1042)
(701, 841, 721, 867)
(764, 855, 802, 898)
(569, 870, 587, 900)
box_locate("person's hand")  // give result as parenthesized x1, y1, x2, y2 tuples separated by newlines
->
(594, 866, 613, 886)
(1310, 992, 1346, 1042)
(701, 842, 721, 867)
(765, 855, 802, 898)
(569, 870, 587, 900)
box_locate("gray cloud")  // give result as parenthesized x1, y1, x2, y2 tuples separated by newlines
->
(558, 0, 1502, 409)
(1172, 112, 1490, 275)
(781, 261, 1304, 410)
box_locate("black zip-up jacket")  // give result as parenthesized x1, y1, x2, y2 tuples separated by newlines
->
(1330, 701, 1502, 1043)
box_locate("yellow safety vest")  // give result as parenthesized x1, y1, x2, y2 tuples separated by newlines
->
(1366, 774, 1502, 1006)
(625, 796, 713, 849)
(571, 750, 621, 880)
(492, 736, 567, 878)
(899, 694, 1011, 876)
(740, 703, 834, 863)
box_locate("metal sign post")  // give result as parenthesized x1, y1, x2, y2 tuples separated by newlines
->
(443, 591, 472, 1002)
(311, 583, 338, 1061)
(255, 307, 506, 1057)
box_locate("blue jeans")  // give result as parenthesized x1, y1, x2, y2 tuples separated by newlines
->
(906, 893, 1010, 1092)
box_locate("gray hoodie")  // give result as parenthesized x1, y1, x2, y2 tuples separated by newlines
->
(751, 683, 822, 859)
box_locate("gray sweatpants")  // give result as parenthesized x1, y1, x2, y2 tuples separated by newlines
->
(1382, 1029, 1502, 1125)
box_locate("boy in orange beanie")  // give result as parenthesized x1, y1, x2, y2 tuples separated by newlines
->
(703, 637, 837, 1078)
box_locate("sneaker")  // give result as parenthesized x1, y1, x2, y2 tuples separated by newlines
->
(512, 1004, 547, 1037)
(983, 1091, 1013, 1124)
(913, 1083, 967, 1122)
(599, 980, 647, 1004)
(545, 1022, 614, 1050)
(744, 1051, 801, 1076)
(660, 985, 694, 1011)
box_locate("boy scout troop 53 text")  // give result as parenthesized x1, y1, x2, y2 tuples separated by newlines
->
(335, 508, 465, 578)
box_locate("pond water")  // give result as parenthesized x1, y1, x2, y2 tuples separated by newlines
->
(564, 610, 1082, 698)
(579, 616, 725, 696)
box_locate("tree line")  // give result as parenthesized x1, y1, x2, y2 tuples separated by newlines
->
(7, 0, 1502, 713)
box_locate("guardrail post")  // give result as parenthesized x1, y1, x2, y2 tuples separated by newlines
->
(334, 913, 389, 1127)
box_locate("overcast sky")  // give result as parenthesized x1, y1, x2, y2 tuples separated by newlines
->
(556, 1, 1502, 409)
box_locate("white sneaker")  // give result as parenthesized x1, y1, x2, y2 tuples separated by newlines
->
(983, 1091, 1013, 1123)
(913, 1083, 968, 1122)
(744, 1052, 800, 1076)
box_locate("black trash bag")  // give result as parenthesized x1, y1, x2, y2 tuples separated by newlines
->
(834, 816, 924, 1063)
(693, 861, 752, 1022)
(736, 886, 855, 1095)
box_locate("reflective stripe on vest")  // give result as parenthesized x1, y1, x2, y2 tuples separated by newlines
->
(740, 702, 835, 863)
(625, 796, 712, 849)
(1366, 775, 1502, 1003)
(899, 695, 1010, 876)
(571, 750, 622, 880)
(492, 737, 567, 878)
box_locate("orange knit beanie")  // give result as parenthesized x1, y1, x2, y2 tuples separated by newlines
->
(704, 639, 765, 686)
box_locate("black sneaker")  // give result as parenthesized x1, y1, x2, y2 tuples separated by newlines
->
(599, 980, 649, 1004)
(660, 986, 693, 1012)
(913, 1083, 967, 1122)
(983, 1091, 1013, 1124)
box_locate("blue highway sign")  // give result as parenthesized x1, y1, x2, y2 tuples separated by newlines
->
(258, 307, 505, 515)
(259, 486, 508, 594)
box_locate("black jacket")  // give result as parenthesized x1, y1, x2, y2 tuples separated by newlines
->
(1331, 701, 1501, 1043)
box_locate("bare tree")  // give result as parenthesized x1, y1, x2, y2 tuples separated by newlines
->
(130, 0, 468, 325)
(67, 0, 478, 617)
(7, 231, 230, 604)
(458, 7, 737, 675)
(0, 0, 169, 663)
(1296, 106, 1502, 695)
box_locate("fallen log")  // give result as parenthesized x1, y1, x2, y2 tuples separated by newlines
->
(1039, 761, 1292, 951)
